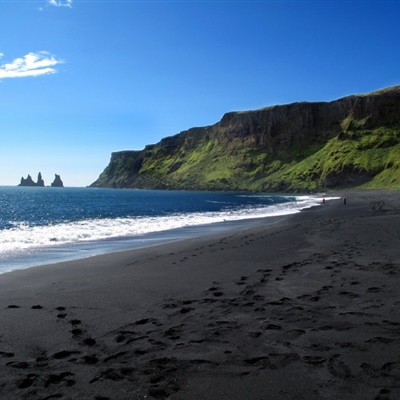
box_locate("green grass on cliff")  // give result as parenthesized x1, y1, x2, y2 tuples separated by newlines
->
(151, 124, 400, 192)
(258, 126, 400, 191)
(92, 121, 400, 192)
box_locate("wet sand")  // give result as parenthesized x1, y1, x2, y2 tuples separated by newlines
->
(0, 190, 399, 400)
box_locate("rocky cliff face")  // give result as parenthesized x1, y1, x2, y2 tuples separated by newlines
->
(90, 86, 400, 192)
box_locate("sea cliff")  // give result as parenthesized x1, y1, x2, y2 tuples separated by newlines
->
(90, 86, 400, 192)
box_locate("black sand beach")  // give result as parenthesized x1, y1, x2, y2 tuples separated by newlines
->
(0, 191, 399, 400)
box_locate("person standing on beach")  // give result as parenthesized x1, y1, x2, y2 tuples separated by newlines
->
(343, 197, 347, 205)
(322, 198, 326, 205)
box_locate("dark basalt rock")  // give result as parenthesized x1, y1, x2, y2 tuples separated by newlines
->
(36, 172, 45, 187)
(19, 173, 64, 187)
(51, 174, 64, 187)
(19, 174, 36, 187)
(19, 173, 45, 187)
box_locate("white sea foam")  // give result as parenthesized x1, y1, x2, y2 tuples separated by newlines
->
(0, 196, 329, 259)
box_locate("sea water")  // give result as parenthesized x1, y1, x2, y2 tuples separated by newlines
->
(0, 187, 325, 273)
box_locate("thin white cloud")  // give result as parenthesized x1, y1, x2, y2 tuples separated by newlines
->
(0, 52, 64, 79)
(48, 0, 73, 8)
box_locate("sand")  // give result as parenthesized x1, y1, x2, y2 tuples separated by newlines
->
(0, 190, 399, 400)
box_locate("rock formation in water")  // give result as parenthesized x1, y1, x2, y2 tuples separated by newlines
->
(19, 173, 45, 187)
(36, 172, 45, 187)
(19, 174, 36, 187)
(90, 86, 400, 192)
(51, 174, 64, 187)
(18, 173, 64, 187)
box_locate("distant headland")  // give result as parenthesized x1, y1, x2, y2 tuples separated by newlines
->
(19, 173, 64, 188)
(90, 85, 400, 192)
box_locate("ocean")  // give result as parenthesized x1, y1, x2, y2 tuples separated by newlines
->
(0, 187, 325, 274)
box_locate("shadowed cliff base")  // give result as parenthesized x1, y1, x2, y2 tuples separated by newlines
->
(90, 86, 400, 192)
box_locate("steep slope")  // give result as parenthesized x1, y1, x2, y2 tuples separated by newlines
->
(90, 86, 400, 192)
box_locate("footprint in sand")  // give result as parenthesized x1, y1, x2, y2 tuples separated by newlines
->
(367, 287, 383, 293)
(263, 323, 282, 331)
(179, 307, 194, 314)
(302, 356, 327, 365)
(0, 351, 15, 358)
(56, 306, 68, 319)
(103, 351, 127, 363)
(52, 350, 81, 360)
(163, 325, 183, 341)
(373, 388, 392, 400)
(16, 374, 38, 389)
(286, 329, 306, 337)
(235, 276, 250, 286)
(205, 287, 224, 297)
(45, 371, 76, 387)
(71, 328, 83, 336)
(6, 361, 30, 369)
(328, 357, 352, 379)
(81, 355, 99, 365)
(81, 337, 97, 347)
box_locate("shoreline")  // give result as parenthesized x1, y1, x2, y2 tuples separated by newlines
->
(0, 190, 399, 399)
(0, 213, 292, 275)
(0, 192, 325, 275)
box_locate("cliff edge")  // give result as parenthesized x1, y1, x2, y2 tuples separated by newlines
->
(90, 86, 400, 192)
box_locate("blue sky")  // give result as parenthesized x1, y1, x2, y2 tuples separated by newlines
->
(0, 0, 399, 187)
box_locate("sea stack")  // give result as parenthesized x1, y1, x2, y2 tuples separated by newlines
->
(19, 174, 36, 187)
(36, 172, 45, 187)
(19, 172, 45, 187)
(18, 173, 64, 187)
(51, 174, 64, 187)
